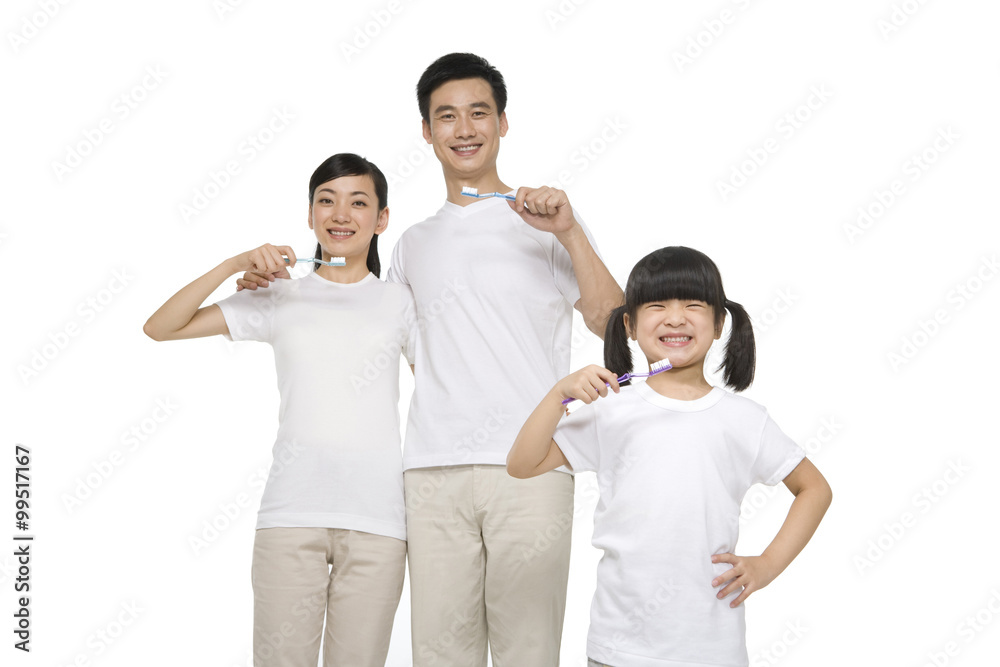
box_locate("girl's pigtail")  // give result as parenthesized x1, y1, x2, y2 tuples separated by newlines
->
(718, 299, 755, 392)
(603, 305, 634, 385)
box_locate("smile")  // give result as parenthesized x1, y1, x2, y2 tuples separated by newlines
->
(451, 144, 481, 155)
(659, 336, 692, 345)
(327, 230, 355, 238)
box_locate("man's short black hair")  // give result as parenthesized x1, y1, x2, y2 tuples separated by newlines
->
(416, 53, 507, 123)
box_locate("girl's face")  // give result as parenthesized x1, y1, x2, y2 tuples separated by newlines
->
(308, 174, 387, 261)
(626, 299, 723, 373)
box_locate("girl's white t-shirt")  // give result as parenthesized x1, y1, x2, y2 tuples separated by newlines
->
(554, 382, 806, 667)
(387, 195, 598, 470)
(216, 272, 415, 540)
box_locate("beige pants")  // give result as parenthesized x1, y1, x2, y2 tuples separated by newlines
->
(251, 527, 406, 667)
(404, 465, 574, 667)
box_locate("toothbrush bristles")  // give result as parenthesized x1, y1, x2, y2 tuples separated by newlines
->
(650, 358, 672, 374)
(461, 186, 479, 196)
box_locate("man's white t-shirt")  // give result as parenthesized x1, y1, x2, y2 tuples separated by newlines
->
(553, 382, 806, 667)
(387, 195, 599, 470)
(216, 272, 415, 541)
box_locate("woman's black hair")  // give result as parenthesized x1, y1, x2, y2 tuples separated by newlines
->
(603, 246, 756, 392)
(308, 153, 387, 278)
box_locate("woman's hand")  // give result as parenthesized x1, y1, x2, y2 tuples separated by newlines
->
(231, 244, 295, 276)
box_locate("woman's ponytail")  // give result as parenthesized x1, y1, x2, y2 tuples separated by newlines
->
(603, 305, 634, 385)
(718, 299, 755, 392)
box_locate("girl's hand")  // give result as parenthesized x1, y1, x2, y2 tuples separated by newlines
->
(555, 365, 621, 405)
(710, 553, 779, 607)
(231, 244, 295, 277)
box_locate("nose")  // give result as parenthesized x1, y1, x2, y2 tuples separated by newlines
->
(332, 203, 352, 222)
(662, 303, 686, 326)
(454, 112, 476, 139)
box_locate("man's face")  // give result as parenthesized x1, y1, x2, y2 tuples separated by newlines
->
(422, 77, 508, 181)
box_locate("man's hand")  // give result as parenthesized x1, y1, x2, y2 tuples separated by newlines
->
(508, 186, 578, 236)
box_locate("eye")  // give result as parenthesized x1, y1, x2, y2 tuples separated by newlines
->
(352, 200, 367, 207)
(319, 198, 333, 204)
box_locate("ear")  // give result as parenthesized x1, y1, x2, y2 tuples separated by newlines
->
(715, 309, 727, 340)
(623, 311, 635, 340)
(374, 207, 389, 235)
(307, 205, 314, 230)
(422, 118, 432, 144)
(499, 111, 508, 138)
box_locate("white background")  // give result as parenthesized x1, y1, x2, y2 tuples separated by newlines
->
(3, 0, 999, 665)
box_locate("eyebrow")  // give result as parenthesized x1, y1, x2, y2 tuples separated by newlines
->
(432, 101, 493, 115)
(317, 189, 370, 197)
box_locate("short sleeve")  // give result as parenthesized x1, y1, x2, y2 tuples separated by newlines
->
(386, 237, 408, 286)
(750, 414, 806, 486)
(553, 403, 602, 474)
(551, 208, 603, 307)
(214, 286, 278, 343)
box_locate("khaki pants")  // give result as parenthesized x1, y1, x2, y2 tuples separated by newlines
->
(404, 465, 574, 667)
(251, 527, 406, 667)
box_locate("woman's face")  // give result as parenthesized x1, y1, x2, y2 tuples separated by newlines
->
(308, 174, 387, 262)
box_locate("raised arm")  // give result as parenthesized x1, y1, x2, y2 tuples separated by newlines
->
(508, 186, 622, 338)
(144, 244, 294, 341)
(507, 365, 621, 478)
(711, 458, 832, 607)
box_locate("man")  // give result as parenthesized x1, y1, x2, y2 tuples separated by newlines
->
(392, 53, 621, 666)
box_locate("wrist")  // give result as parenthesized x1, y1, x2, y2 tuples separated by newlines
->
(553, 219, 585, 248)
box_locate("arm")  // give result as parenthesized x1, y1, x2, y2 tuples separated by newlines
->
(506, 365, 621, 478)
(711, 458, 832, 607)
(144, 244, 294, 341)
(509, 186, 623, 338)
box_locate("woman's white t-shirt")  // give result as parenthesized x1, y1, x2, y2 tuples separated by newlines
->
(216, 272, 415, 541)
(554, 382, 806, 667)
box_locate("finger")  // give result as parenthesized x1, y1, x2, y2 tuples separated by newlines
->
(514, 186, 530, 213)
(277, 245, 296, 268)
(718, 578, 744, 598)
(712, 553, 736, 565)
(712, 567, 737, 588)
(263, 245, 284, 273)
(596, 367, 621, 393)
(730, 587, 752, 608)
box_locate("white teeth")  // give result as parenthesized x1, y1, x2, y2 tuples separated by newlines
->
(453, 145, 478, 152)
(661, 336, 691, 342)
(328, 230, 354, 237)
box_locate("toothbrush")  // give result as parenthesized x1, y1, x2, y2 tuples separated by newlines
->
(285, 257, 346, 267)
(561, 358, 672, 405)
(461, 186, 516, 201)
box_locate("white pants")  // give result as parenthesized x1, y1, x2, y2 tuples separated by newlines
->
(251, 527, 406, 667)
(404, 465, 574, 667)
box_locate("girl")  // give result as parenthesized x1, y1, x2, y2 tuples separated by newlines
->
(507, 246, 832, 667)
(144, 154, 414, 667)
